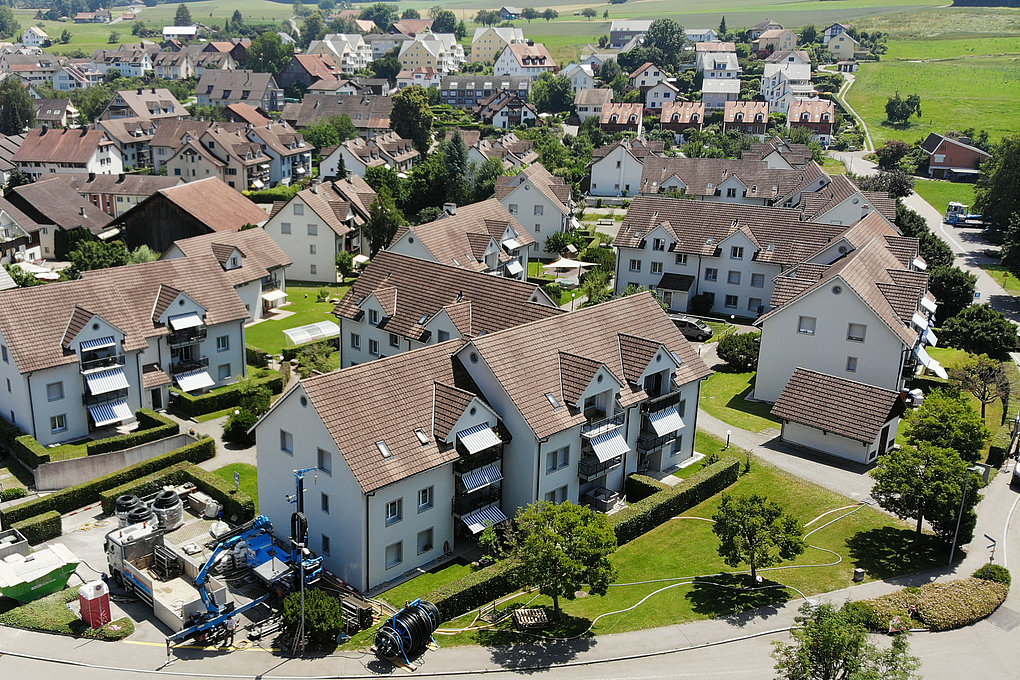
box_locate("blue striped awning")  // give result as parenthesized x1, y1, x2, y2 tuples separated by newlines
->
(85, 367, 129, 395)
(462, 504, 508, 534)
(457, 423, 501, 454)
(648, 405, 685, 437)
(589, 429, 630, 463)
(80, 336, 116, 351)
(174, 369, 215, 392)
(89, 400, 132, 427)
(461, 462, 502, 493)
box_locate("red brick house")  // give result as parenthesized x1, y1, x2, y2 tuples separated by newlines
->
(920, 133, 991, 181)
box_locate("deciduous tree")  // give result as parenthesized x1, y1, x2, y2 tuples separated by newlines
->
(542, 8, 559, 21)
(522, 7, 538, 22)
(363, 187, 404, 256)
(359, 2, 397, 30)
(717, 332, 760, 371)
(390, 85, 433, 155)
(926, 265, 975, 321)
(918, 231, 953, 269)
(951, 353, 1010, 420)
(531, 72, 573, 113)
(974, 134, 1020, 227)
(905, 388, 989, 463)
(581, 8, 597, 20)
(644, 18, 687, 71)
(940, 303, 1016, 359)
(247, 31, 294, 75)
(68, 239, 130, 277)
(0, 78, 35, 135)
(711, 493, 805, 581)
(431, 9, 456, 33)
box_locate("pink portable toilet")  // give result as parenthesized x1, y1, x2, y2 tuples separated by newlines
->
(78, 580, 111, 629)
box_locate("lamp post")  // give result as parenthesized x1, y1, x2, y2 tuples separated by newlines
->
(725, 429, 732, 449)
(949, 465, 981, 567)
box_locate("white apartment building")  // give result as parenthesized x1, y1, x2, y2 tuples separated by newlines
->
(308, 34, 373, 74)
(494, 42, 557, 78)
(589, 138, 666, 197)
(494, 163, 575, 258)
(761, 60, 814, 114)
(13, 127, 123, 180)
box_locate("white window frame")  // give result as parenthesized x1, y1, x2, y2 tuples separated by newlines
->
(629, 259, 641, 272)
(847, 323, 867, 342)
(50, 414, 67, 434)
(418, 486, 433, 512)
(216, 335, 229, 352)
(385, 498, 403, 526)
(280, 429, 293, 454)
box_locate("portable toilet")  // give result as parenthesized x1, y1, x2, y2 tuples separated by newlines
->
(78, 580, 111, 629)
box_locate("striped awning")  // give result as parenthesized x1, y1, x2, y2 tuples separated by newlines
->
(89, 400, 132, 427)
(80, 336, 115, 351)
(457, 423, 501, 454)
(461, 462, 502, 493)
(911, 311, 929, 330)
(648, 405, 685, 437)
(589, 429, 630, 463)
(168, 312, 203, 330)
(462, 504, 508, 534)
(175, 369, 215, 392)
(85, 367, 129, 395)
(506, 259, 524, 276)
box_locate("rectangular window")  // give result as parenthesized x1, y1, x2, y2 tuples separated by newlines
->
(50, 414, 66, 433)
(507, 203, 518, 215)
(309, 264, 317, 275)
(293, 204, 304, 216)
(651, 261, 663, 274)
(369, 339, 379, 356)
(727, 271, 741, 285)
(652, 238, 665, 251)
(350, 333, 361, 350)
(307, 223, 318, 236)
(724, 295, 738, 308)
(726, 187, 737, 197)
(730, 246, 744, 260)
(321, 534, 330, 555)
(280, 429, 293, 454)
(704, 268, 718, 282)
(750, 273, 765, 288)
(217, 364, 231, 381)
(545, 484, 568, 503)
(798, 316, 816, 335)
(309, 244, 316, 255)
(418, 486, 433, 512)
(417, 528, 433, 555)
(437, 329, 450, 342)
(280, 222, 291, 234)
(321, 492, 330, 514)
(629, 259, 641, 272)
(317, 448, 331, 475)
(385, 541, 403, 569)
(369, 309, 380, 325)
(748, 297, 762, 313)
(847, 323, 867, 342)
(216, 335, 229, 352)
(46, 381, 63, 401)
(534, 205, 543, 216)
(389, 333, 400, 348)
(846, 356, 858, 373)
(675, 253, 687, 265)
(385, 498, 403, 525)
(1, 345, 7, 363)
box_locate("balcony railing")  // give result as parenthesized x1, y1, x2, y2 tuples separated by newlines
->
(80, 353, 125, 373)
(170, 356, 209, 374)
(581, 405, 626, 437)
(636, 430, 680, 455)
(641, 387, 684, 412)
(453, 445, 502, 474)
(167, 327, 207, 349)
(453, 484, 501, 516)
(577, 454, 622, 482)
(83, 388, 128, 406)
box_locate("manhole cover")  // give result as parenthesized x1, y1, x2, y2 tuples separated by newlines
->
(988, 606, 1020, 632)
(574, 590, 589, 598)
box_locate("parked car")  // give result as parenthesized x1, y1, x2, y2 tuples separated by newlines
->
(669, 315, 713, 341)
(1011, 460, 1020, 488)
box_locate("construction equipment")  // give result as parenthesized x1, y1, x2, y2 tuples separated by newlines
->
(945, 202, 987, 226)
(374, 599, 441, 664)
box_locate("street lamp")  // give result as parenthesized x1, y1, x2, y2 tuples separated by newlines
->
(948, 465, 981, 567)
(725, 429, 732, 449)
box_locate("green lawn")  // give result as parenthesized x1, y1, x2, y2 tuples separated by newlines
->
(244, 283, 350, 356)
(212, 463, 259, 512)
(913, 180, 976, 217)
(821, 156, 849, 176)
(378, 560, 477, 610)
(978, 263, 1020, 295)
(702, 320, 737, 343)
(0, 459, 33, 491)
(699, 370, 780, 433)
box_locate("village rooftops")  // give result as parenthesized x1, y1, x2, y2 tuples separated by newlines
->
(13, 127, 113, 165)
(798, 174, 897, 222)
(638, 156, 819, 200)
(165, 228, 291, 287)
(63, 172, 180, 197)
(494, 162, 572, 208)
(123, 177, 268, 232)
(5, 177, 109, 234)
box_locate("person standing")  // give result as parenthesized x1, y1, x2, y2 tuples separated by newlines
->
(222, 615, 237, 647)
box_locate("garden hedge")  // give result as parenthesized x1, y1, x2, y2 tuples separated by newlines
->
(0, 437, 215, 526)
(424, 558, 524, 622)
(86, 409, 180, 455)
(246, 344, 270, 367)
(859, 577, 1009, 631)
(986, 422, 1011, 467)
(281, 338, 336, 362)
(0, 587, 134, 640)
(99, 461, 194, 515)
(623, 474, 668, 503)
(12, 434, 51, 467)
(171, 372, 285, 418)
(12, 510, 61, 544)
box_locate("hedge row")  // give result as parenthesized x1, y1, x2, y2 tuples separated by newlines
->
(0, 437, 215, 525)
(424, 459, 741, 621)
(86, 409, 180, 456)
(623, 474, 668, 503)
(12, 510, 62, 544)
(611, 459, 741, 545)
(859, 577, 1009, 631)
(246, 345, 270, 368)
(281, 338, 336, 362)
(12, 434, 51, 467)
(171, 372, 285, 418)
(99, 461, 194, 515)
(987, 422, 1012, 467)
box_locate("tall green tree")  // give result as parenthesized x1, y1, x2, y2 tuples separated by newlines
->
(905, 388, 990, 462)
(247, 31, 294, 75)
(581, 8, 597, 20)
(918, 231, 953, 269)
(950, 353, 1010, 421)
(531, 72, 573, 113)
(359, 2, 397, 30)
(999, 213, 1020, 279)
(0, 78, 35, 135)
(371, 52, 401, 80)
(442, 130, 468, 204)
(974, 134, 1020, 227)
(68, 239, 130, 278)
(401, 8, 420, 19)
(301, 11, 327, 49)
(471, 156, 506, 203)
(363, 187, 404, 256)
(940, 304, 1017, 359)
(0, 6, 18, 39)
(773, 602, 921, 680)
(644, 18, 687, 71)
(718, 16, 726, 35)
(711, 493, 805, 581)
(542, 8, 559, 21)
(484, 501, 617, 615)
(390, 85, 433, 155)
(174, 3, 192, 25)
(926, 265, 975, 321)
(871, 442, 982, 545)
(431, 9, 456, 33)
(522, 7, 538, 22)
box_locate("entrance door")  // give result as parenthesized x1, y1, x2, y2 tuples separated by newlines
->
(151, 388, 163, 410)
(878, 424, 890, 453)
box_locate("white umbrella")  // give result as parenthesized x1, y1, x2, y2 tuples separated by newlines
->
(541, 257, 596, 270)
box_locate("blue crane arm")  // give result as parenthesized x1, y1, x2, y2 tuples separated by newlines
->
(195, 515, 273, 613)
(166, 594, 269, 647)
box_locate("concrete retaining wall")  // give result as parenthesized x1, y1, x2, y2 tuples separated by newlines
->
(34, 434, 196, 491)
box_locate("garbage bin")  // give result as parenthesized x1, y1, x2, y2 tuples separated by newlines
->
(853, 568, 866, 582)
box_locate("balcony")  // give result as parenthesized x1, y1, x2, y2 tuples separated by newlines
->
(453, 444, 502, 474)
(170, 356, 209, 374)
(83, 388, 128, 406)
(577, 454, 622, 482)
(167, 327, 207, 349)
(453, 484, 501, 516)
(80, 353, 125, 373)
(636, 430, 680, 455)
(641, 386, 684, 412)
(581, 405, 625, 437)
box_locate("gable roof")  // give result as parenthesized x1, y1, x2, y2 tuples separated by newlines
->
(919, 132, 991, 158)
(290, 183, 355, 236)
(600, 102, 643, 125)
(592, 137, 665, 162)
(503, 42, 556, 68)
(661, 101, 705, 124)
(638, 156, 817, 201)
(789, 99, 836, 123)
(574, 88, 614, 107)
(13, 127, 111, 164)
(724, 100, 769, 123)
(166, 227, 291, 286)
(5, 177, 109, 234)
(799, 174, 896, 222)
(772, 368, 904, 443)
(132, 177, 268, 231)
(494, 162, 572, 208)
(327, 174, 377, 222)
(63, 172, 180, 197)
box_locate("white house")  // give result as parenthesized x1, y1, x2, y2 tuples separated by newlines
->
(13, 127, 123, 180)
(320, 132, 418, 177)
(575, 88, 613, 123)
(589, 138, 666, 197)
(560, 63, 596, 92)
(701, 78, 740, 110)
(22, 26, 49, 48)
(398, 33, 466, 75)
(628, 62, 669, 89)
(494, 42, 557, 78)
(470, 26, 525, 64)
(828, 32, 861, 60)
(701, 52, 740, 79)
(761, 60, 814, 114)
(645, 80, 680, 111)
(637, 156, 829, 205)
(0, 256, 249, 445)
(494, 163, 575, 258)
(685, 28, 719, 43)
(162, 26, 199, 41)
(308, 33, 373, 74)
(52, 62, 104, 90)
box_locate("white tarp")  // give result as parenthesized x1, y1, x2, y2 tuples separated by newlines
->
(282, 320, 340, 346)
(261, 289, 288, 303)
(175, 369, 215, 392)
(542, 257, 596, 270)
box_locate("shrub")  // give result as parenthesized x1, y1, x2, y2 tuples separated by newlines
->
(840, 600, 882, 631)
(0, 437, 215, 525)
(0, 587, 134, 640)
(624, 474, 668, 502)
(688, 293, 712, 316)
(424, 558, 524, 622)
(12, 434, 51, 467)
(282, 589, 344, 645)
(99, 461, 193, 515)
(0, 486, 27, 501)
(87, 409, 180, 455)
(246, 344, 270, 367)
(223, 409, 258, 447)
(973, 564, 1011, 587)
(986, 423, 1011, 467)
(12, 510, 61, 544)
(295, 341, 336, 378)
(171, 373, 285, 418)
(281, 339, 334, 362)
(862, 577, 1009, 631)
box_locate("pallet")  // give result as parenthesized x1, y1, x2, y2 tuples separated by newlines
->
(512, 608, 548, 629)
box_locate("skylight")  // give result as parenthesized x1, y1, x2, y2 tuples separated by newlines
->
(376, 440, 392, 458)
(418, 313, 430, 325)
(413, 429, 430, 445)
(545, 392, 561, 409)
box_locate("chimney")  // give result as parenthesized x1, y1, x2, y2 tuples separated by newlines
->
(80, 206, 86, 217)
(151, 87, 156, 94)
(88, 172, 96, 182)
(136, 87, 142, 94)
(443, 203, 457, 216)
(40, 125, 48, 135)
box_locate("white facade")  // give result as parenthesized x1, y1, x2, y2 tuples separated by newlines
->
(308, 34, 373, 74)
(263, 196, 347, 283)
(494, 45, 556, 78)
(685, 28, 719, 43)
(629, 64, 668, 89)
(645, 81, 679, 111)
(22, 27, 49, 48)
(470, 26, 525, 64)
(590, 144, 645, 197)
(702, 78, 740, 110)
(498, 180, 571, 259)
(560, 63, 595, 92)
(17, 142, 124, 180)
(780, 417, 899, 465)
(761, 62, 813, 114)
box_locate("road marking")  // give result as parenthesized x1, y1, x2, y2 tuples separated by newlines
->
(1004, 492, 1019, 570)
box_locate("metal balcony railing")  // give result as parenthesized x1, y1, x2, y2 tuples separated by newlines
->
(453, 445, 502, 474)
(453, 485, 501, 516)
(636, 430, 680, 455)
(170, 356, 209, 374)
(167, 327, 207, 349)
(83, 388, 128, 406)
(577, 454, 622, 482)
(80, 353, 125, 373)
(581, 405, 626, 437)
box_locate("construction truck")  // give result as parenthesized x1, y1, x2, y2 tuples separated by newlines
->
(945, 202, 987, 226)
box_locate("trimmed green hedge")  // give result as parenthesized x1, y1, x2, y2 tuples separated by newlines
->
(281, 339, 335, 362)
(0, 487, 28, 501)
(0, 437, 215, 526)
(171, 373, 285, 418)
(12, 510, 61, 544)
(987, 422, 1011, 467)
(624, 474, 668, 503)
(99, 461, 194, 515)
(424, 558, 524, 623)
(87, 409, 180, 455)
(974, 564, 1011, 587)
(611, 459, 740, 545)
(246, 344, 270, 367)
(12, 434, 52, 467)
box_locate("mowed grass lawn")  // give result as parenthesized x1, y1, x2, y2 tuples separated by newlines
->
(212, 463, 259, 512)
(913, 179, 976, 217)
(244, 282, 350, 356)
(700, 370, 780, 433)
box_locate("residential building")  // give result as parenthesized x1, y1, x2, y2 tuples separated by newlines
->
(90, 49, 153, 77)
(95, 117, 157, 169)
(255, 292, 710, 591)
(307, 34, 373, 74)
(822, 23, 851, 46)
(364, 33, 411, 58)
(827, 32, 860, 60)
(589, 138, 666, 197)
(765, 50, 811, 66)
(247, 121, 313, 187)
(750, 18, 784, 41)
(797, 174, 897, 226)
(475, 91, 538, 129)
(196, 70, 284, 112)
(761, 59, 815, 114)
(225, 103, 271, 127)
(276, 54, 343, 92)
(600, 102, 643, 134)
(659, 101, 705, 142)
(152, 51, 193, 80)
(334, 251, 562, 367)
(161, 26, 199, 42)
(52, 61, 104, 90)
(723, 101, 770, 139)
(395, 67, 442, 90)
(109, 177, 270, 253)
(149, 120, 213, 172)
(466, 131, 538, 169)
(494, 42, 557, 78)
(0, 54, 59, 85)
(754, 29, 797, 54)
(33, 99, 78, 128)
(701, 78, 740, 110)
(743, 136, 815, 170)
(471, 26, 526, 64)
(694, 42, 737, 71)
(164, 122, 267, 190)
(495, 164, 575, 259)
(280, 94, 393, 137)
(162, 228, 291, 321)
(788, 99, 836, 147)
(837, 60, 859, 73)
(4, 178, 109, 260)
(64, 172, 183, 217)
(22, 27, 49, 49)
(919, 132, 991, 180)
(500, 6, 522, 20)
(0, 195, 35, 264)
(388, 19, 435, 37)
(637, 156, 829, 205)
(628, 62, 668, 89)
(441, 75, 530, 109)
(74, 10, 110, 23)
(13, 126, 123, 180)
(560, 63, 596, 92)
(701, 52, 740, 79)
(644, 80, 680, 112)
(772, 368, 904, 464)
(101, 88, 185, 121)
(398, 33, 465, 75)
(0, 132, 25, 186)
(387, 200, 536, 280)
(685, 28, 719, 43)
(609, 20, 652, 49)
(262, 178, 376, 282)
(575, 88, 613, 123)
(321, 131, 418, 177)
(0, 256, 249, 445)
(186, 48, 237, 76)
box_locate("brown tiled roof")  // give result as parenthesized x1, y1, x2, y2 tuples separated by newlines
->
(333, 251, 562, 342)
(107, 88, 184, 119)
(167, 228, 292, 286)
(592, 138, 665, 162)
(5, 177, 109, 235)
(329, 175, 377, 222)
(0, 255, 247, 374)
(695, 41, 736, 52)
(800, 174, 897, 222)
(389, 18, 434, 36)
(627, 62, 658, 78)
(789, 99, 836, 124)
(743, 137, 814, 168)
(661, 101, 704, 124)
(142, 363, 172, 388)
(281, 94, 393, 130)
(723, 100, 769, 123)
(250, 121, 307, 158)
(638, 157, 810, 199)
(225, 103, 271, 127)
(600, 102, 643, 126)
(494, 162, 571, 208)
(293, 184, 354, 236)
(13, 127, 110, 164)
(291, 54, 341, 79)
(150, 120, 214, 150)
(432, 381, 476, 440)
(63, 172, 181, 197)
(94, 116, 157, 145)
(505, 42, 556, 68)
(464, 293, 712, 439)
(772, 368, 904, 443)
(558, 351, 604, 405)
(154, 178, 269, 231)
(152, 284, 182, 321)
